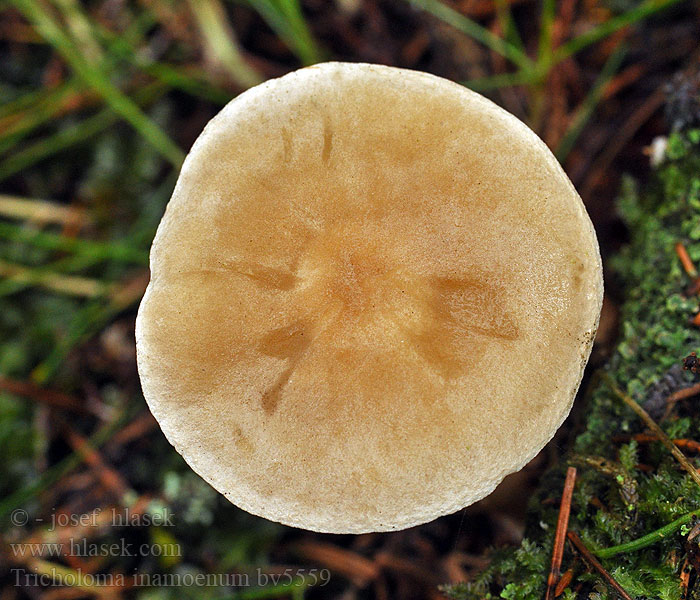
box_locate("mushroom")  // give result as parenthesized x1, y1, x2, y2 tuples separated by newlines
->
(136, 62, 603, 533)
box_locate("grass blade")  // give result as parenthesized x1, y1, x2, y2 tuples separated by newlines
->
(536, 0, 556, 71)
(0, 259, 108, 298)
(553, 0, 682, 64)
(0, 253, 102, 297)
(11, 0, 185, 168)
(0, 80, 86, 156)
(51, 0, 104, 63)
(246, 0, 323, 65)
(276, 0, 323, 64)
(555, 43, 627, 162)
(463, 69, 534, 91)
(0, 407, 131, 524)
(32, 272, 148, 384)
(89, 8, 233, 105)
(0, 83, 165, 183)
(594, 508, 700, 558)
(0, 194, 87, 226)
(0, 221, 149, 265)
(408, 0, 534, 71)
(188, 0, 263, 89)
(100, 35, 232, 105)
(494, 0, 526, 54)
(0, 86, 56, 121)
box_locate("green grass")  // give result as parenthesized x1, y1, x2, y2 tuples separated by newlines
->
(0, 83, 167, 183)
(409, 0, 534, 71)
(0, 405, 132, 525)
(189, 0, 264, 88)
(410, 0, 684, 146)
(555, 42, 629, 161)
(0, 221, 149, 266)
(11, 0, 185, 167)
(243, 0, 324, 65)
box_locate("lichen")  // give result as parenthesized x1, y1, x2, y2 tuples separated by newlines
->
(442, 129, 700, 600)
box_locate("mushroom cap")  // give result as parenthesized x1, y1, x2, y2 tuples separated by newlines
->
(136, 62, 603, 533)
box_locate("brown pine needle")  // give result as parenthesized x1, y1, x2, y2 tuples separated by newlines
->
(567, 532, 633, 600)
(623, 433, 700, 453)
(545, 466, 577, 600)
(604, 373, 700, 489)
(667, 381, 700, 405)
(0, 375, 84, 412)
(675, 242, 698, 278)
(554, 569, 574, 597)
(293, 540, 379, 587)
(109, 411, 158, 446)
(63, 425, 134, 504)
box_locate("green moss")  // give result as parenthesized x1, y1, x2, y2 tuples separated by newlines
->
(442, 130, 700, 600)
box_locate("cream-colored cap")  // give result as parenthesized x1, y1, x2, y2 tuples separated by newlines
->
(136, 62, 603, 533)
